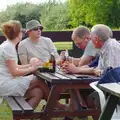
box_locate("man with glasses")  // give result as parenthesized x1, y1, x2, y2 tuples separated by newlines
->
(62, 26, 99, 74)
(18, 20, 59, 64)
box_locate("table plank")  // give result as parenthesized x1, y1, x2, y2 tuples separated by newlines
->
(99, 83, 120, 98)
(35, 70, 99, 83)
(56, 71, 77, 79)
(35, 71, 59, 82)
(50, 73, 70, 79)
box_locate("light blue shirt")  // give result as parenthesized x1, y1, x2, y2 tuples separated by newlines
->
(84, 40, 98, 57)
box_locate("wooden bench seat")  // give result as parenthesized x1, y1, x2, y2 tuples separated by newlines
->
(4, 96, 41, 120)
(4, 95, 71, 120)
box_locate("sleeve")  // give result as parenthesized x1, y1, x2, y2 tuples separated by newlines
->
(107, 46, 120, 68)
(18, 41, 28, 64)
(88, 56, 99, 67)
(97, 56, 103, 70)
(3, 45, 17, 60)
(84, 40, 98, 57)
(98, 46, 120, 69)
(18, 41, 27, 56)
(47, 38, 59, 59)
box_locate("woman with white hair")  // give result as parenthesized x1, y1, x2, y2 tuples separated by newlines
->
(91, 24, 120, 76)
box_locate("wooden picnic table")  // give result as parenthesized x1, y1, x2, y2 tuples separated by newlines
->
(34, 70, 100, 120)
(98, 83, 120, 120)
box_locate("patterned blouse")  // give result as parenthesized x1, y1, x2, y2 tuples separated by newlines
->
(98, 38, 120, 70)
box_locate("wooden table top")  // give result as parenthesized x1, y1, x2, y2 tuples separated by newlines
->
(99, 83, 120, 98)
(35, 70, 99, 84)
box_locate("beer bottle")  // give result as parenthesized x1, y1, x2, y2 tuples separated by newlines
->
(49, 53, 56, 73)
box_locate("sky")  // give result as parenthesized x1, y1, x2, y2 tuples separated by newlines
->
(0, 0, 66, 11)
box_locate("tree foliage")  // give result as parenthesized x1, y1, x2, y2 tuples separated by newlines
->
(68, 0, 120, 28)
(0, 0, 120, 30)
(0, 1, 69, 30)
(12, 3, 41, 28)
(0, 3, 41, 28)
(40, 1, 70, 30)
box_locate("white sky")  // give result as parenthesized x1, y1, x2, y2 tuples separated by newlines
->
(0, 0, 66, 11)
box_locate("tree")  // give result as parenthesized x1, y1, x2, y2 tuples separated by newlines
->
(0, 1, 69, 31)
(68, 0, 120, 29)
(40, 1, 70, 30)
(12, 3, 41, 28)
(0, 3, 41, 28)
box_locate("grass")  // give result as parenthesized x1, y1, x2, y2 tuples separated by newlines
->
(54, 42, 73, 50)
(0, 100, 93, 120)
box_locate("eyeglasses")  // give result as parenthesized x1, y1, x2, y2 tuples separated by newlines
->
(75, 37, 89, 46)
(32, 26, 43, 31)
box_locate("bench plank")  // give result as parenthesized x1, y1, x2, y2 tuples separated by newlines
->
(4, 97, 22, 114)
(14, 96, 33, 113)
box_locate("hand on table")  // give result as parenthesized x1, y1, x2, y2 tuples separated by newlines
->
(29, 57, 43, 71)
(93, 68, 103, 76)
(30, 57, 43, 66)
(61, 62, 79, 74)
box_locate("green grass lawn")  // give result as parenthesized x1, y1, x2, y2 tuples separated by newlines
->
(54, 42, 73, 50)
(0, 100, 93, 120)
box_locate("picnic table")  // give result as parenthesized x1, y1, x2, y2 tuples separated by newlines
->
(35, 70, 100, 120)
(98, 83, 120, 120)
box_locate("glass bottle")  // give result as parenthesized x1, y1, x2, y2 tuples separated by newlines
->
(49, 53, 56, 73)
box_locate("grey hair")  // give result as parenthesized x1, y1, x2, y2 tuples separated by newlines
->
(72, 26, 90, 38)
(109, 28, 113, 38)
(91, 24, 112, 41)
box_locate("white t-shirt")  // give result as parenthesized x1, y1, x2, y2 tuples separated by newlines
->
(18, 36, 59, 63)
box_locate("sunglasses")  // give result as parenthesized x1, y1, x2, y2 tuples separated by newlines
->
(32, 26, 43, 31)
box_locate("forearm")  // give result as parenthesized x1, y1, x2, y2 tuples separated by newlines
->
(17, 64, 31, 69)
(78, 55, 94, 67)
(12, 67, 34, 76)
(71, 57, 81, 66)
(76, 67, 94, 74)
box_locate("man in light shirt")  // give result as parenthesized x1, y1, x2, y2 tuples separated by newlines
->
(91, 24, 120, 76)
(18, 20, 59, 64)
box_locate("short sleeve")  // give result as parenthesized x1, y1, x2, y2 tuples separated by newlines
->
(18, 41, 27, 55)
(88, 56, 99, 67)
(84, 40, 98, 57)
(47, 38, 59, 59)
(107, 46, 120, 68)
(3, 44, 17, 61)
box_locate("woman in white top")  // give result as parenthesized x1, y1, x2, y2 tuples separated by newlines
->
(0, 20, 48, 109)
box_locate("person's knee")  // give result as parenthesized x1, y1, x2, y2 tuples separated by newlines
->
(34, 88, 43, 96)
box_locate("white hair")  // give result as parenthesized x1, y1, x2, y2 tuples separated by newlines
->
(91, 24, 113, 41)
